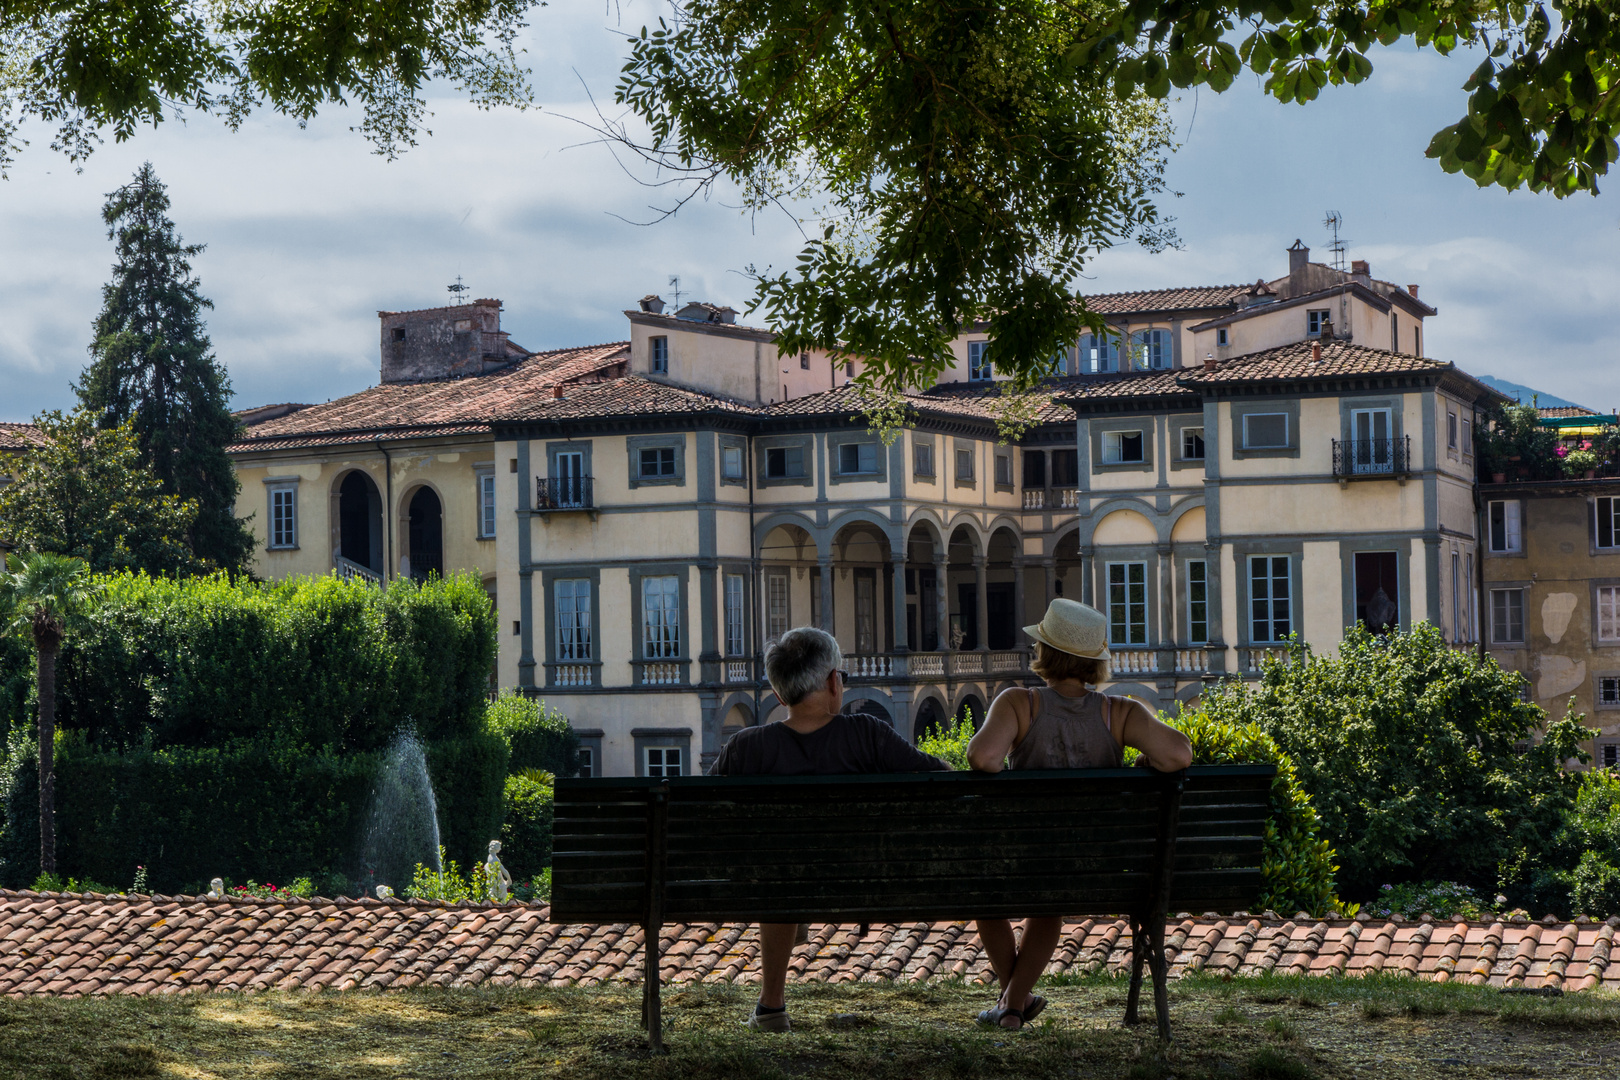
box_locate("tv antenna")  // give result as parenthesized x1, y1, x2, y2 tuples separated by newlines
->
(1323, 212, 1347, 273)
(668, 274, 684, 311)
(447, 274, 470, 305)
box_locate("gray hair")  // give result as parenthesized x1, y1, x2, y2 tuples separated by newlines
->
(764, 627, 842, 706)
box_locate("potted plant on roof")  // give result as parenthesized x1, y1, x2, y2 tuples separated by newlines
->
(1563, 441, 1600, 480)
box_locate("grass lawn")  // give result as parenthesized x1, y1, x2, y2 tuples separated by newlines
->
(4, 973, 1619, 1080)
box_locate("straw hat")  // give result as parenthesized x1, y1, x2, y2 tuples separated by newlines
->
(1023, 598, 1110, 660)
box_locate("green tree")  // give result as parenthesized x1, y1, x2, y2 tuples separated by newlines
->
(1192, 623, 1591, 903)
(77, 164, 255, 576)
(0, 409, 200, 576)
(1525, 767, 1620, 917)
(0, 0, 536, 172)
(0, 552, 98, 876)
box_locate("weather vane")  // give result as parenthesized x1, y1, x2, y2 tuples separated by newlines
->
(447, 274, 470, 305)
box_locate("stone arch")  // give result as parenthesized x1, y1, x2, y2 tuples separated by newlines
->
(1080, 496, 1159, 545)
(952, 687, 989, 729)
(827, 507, 899, 548)
(904, 509, 947, 553)
(1101, 681, 1161, 714)
(331, 468, 384, 574)
(398, 481, 447, 582)
(755, 511, 822, 558)
(1092, 507, 1157, 546)
(986, 514, 1025, 544)
(1170, 502, 1207, 544)
(943, 512, 987, 555)
(843, 688, 895, 726)
(718, 692, 756, 726)
(911, 694, 948, 744)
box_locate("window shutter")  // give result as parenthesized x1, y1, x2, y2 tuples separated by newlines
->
(1505, 500, 1522, 551)
(1600, 498, 1615, 549)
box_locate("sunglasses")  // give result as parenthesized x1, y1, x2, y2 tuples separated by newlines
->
(835, 669, 850, 685)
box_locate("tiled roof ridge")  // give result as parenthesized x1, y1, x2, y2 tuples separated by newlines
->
(1081, 284, 1246, 301)
(6, 890, 1620, 997)
(379, 340, 629, 387)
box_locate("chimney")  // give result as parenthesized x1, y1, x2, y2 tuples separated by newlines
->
(1311, 342, 1322, 362)
(1288, 239, 1310, 279)
(551, 383, 565, 400)
(638, 294, 666, 314)
(1204, 352, 1216, 372)
(1406, 284, 1420, 298)
(1350, 259, 1369, 276)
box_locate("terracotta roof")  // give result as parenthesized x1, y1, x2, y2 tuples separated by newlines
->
(498, 376, 758, 423)
(1540, 405, 1599, 419)
(3, 891, 1616, 997)
(1176, 340, 1453, 385)
(1083, 286, 1247, 315)
(0, 422, 43, 452)
(227, 343, 630, 452)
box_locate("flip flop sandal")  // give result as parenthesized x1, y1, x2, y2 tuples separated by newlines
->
(1023, 995, 1048, 1024)
(975, 1005, 1025, 1030)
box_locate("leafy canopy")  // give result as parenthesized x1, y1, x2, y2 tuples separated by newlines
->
(78, 163, 256, 576)
(0, 0, 538, 173)
(1193, 623, 1591, 903)
(0, 551, 98, 652)
(0, 408, 203, 577)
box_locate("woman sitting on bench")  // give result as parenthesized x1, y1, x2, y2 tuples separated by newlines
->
(966, 598, 1193, 1031)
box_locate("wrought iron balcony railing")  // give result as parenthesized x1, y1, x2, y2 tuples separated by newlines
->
(1332, 436, 1411, 479)
(536, 476, 594, 511)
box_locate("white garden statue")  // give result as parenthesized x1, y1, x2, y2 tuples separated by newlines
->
(207, 878, 225, 899)
(486, 840, 512, 903)
(375, 885, 394, 900)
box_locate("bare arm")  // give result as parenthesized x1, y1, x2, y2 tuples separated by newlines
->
(966, 687, 1029, 773)
(1115, 698, 1193, 772)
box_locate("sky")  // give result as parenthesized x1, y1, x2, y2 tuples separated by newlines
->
(1, 5, 1616, 423)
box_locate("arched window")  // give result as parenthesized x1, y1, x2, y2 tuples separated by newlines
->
(1129, 328, 1171, 370)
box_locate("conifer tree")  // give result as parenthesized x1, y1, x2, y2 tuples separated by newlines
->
(77, 163, 255, 575)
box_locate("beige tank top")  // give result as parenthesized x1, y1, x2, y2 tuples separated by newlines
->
(1006, 687, 1124, 770)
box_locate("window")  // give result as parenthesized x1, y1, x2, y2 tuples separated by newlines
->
(1216, 328, 1229, 347)
(1243, 413, 1289, 449)
(1600, 586, 1620, 643)
(1488, 500, 1522, 553)
(1022, 450, 1046, 488)
(914, 441, 935, 477)
(1081, 332, 1117, 373)
(1355, 551, 1399, 632)
(1600, 676, 1620, 709)
(968, 341, 993, 381)
(1598, 497, 1620, 549)
(1050, 449, 1078, 486)
(555, 579, 593, 661)
(1451, 552, 1462, 642)
(269, 486, 297, 549)
(722, 445, 744, 480)
(766, 572, 789, 638)
(1462, 418, 1473, 455)
(576, 745, 595, 778)
(391, 327, 406, 342)
(1414, 325, 1422, 357)
(1600, 740, 1620, 769)
(553, 450, 587, 506)
(640, 446, 677, 478)
(1187, 561, 1208, 645)
(845, 361, 855, 377)
(1447, 411, 1458, 449)
(478, 473, 496, 538)
(855, 570, 876, 653)
(725, 574, 746, 656)
(1182, 427, 1205, 461)
(799, 351, 810, 370)
(838, 442, 879, 475)
(1129, 328, 1170, 370)
(995, 453, 1013, 486)
(1465, 554, 1476, 642)
(1390, 313, 1399, 352)
(955, 447, 975, 481)
(1307, 309, 1332, 338)
(1107, 563, 1148, 646)
(644, 746, 683, 778)
(642, 575, 681, 658)
(766, 445, 805, 478)
(1249, 556, 1292, 642)
(1491, 588, 1525, 644)
(650, 335, 668, 374)
(1102, 430, 1145, 464)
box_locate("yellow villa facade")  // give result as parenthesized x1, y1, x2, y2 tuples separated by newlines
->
(229, 246, 1505, 777)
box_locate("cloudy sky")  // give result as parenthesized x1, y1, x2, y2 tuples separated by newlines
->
(2, 4, 1616, 423)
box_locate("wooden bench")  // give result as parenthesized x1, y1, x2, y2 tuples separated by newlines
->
(551, 764, 1276, 1047)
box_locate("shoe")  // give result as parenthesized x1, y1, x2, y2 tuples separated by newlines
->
(975, 1005, 1024, 1030)
(1024, 995, 1048, 1024)
(747, 1007, 792, 1033)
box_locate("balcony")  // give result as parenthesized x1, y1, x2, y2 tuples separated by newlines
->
(1021, 488, 1082, 511)
(535, 477, 595, 517)
(1332, 436, 1412, 481)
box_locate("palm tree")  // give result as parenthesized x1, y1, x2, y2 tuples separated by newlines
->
(0, 553, 97, 877)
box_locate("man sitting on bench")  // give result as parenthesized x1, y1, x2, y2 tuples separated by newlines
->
(710, 626, 950, 1032)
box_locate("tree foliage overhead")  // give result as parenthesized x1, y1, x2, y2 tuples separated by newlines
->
(0, 0, 538, 172)
(78, 163, 255, 576)
(617, 0, 1180, 398)
(0, 408, 202, 577)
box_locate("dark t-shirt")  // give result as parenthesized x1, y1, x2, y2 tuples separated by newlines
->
(709, 712, 950, 776)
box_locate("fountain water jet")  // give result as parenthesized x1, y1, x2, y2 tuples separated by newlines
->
(356, 730, 443, 896)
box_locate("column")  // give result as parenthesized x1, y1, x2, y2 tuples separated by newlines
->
(935, 547, 950, 652)
(974, 554, 989, 652)
(1080, 546, 1095, 607)
(1012, 561, 1028, 637)
(1040, 556, 1056, 609)
(818, 553, 835, 633)
(891, 550, 909, 651)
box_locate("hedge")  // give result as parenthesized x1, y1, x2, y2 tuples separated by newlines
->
(43, 572, 497, 753)
(0, 729, 507, 894)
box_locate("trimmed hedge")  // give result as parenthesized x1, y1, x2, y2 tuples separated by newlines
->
(500, 771, 556, 882)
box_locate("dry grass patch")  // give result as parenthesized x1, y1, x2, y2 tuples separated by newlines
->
(0, 974, 1616, 1080)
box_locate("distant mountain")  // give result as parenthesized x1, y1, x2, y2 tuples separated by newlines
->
(1476, 376, 1589, 412)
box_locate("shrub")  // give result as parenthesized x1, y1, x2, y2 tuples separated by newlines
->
(1523, 768, 1620, 917)
(403, 847, 489, 903)
(915, 708, 975, 770)
(1191, 624, 1590, 902)
(1365, 880, 1486, 920)
(1166, 708, 1342, 916)
(225, 878, 314, 901)
(31, 872, 115, 894)
(486, 692, 578, 777)
(500, 770, 555, 882)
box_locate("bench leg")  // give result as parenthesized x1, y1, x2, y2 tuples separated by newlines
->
(642, 920, 664, 1053)
(1150, 919, 1171, 1042)
(1124, 917, 1146, 1026)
